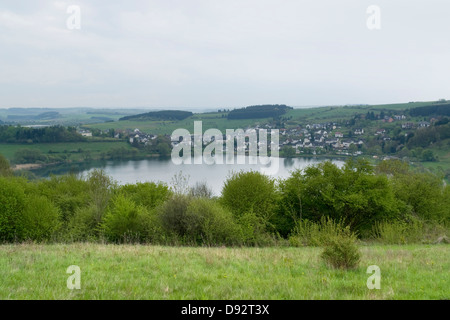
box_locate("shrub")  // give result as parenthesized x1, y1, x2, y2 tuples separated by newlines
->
(0, 154, 13, 177)
(18, 195, 61, 242)
(280, 160, 401, 236)
(378, 161, 449, 223)
(237, 210, 276, 246)
(0, 177, 26, 241)
(86, 169, 116, 224)
(118, 182, 170, 209)
(65, 205, 100, 242)
(221, 170, 278, 223)
(184, 198, 243, 245)
(101, 194, 149, 243)
(159, 194, 191, 238)
(37, 174, 90, 222)
(320, 233, 361, 270)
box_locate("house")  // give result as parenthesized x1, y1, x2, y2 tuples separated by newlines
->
(418, 121, 430, 128)
(402, 122, 414, 129)
(375, 129, 386, 135)
(79, 130, 92, 137)
(354, 128, 364, 135)
(334, 132, 344, 138)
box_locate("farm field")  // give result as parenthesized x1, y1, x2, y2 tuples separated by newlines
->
(0, 243, 448, 300)
(84, 112, 274, 136)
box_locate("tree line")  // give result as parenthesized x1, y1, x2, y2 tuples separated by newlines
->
(0, 125, 85, 144)
(227, 105, 293, 120)
(0, 156, 448, 245)
(119, 110, 193, 121)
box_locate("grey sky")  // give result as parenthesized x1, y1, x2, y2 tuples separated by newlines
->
(0, 0, 449, 110)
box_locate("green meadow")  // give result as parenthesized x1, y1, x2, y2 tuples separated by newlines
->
(0, 243, 448, 300)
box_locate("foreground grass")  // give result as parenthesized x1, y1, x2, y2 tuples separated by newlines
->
(0, 244, 448, 300)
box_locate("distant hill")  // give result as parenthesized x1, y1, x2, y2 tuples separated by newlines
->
(7, 111, 61, 121)
(227, 104, 293, 120)
(119, 110, 193, 121)
(35, 111, 61, 120)
(410, 104, 450, 117)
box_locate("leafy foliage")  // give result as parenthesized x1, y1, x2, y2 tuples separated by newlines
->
(0, 177, 26, 241)
(320, 231, 361, 270)
(18, 195, 61, 241)
(0, 154, 13, 177)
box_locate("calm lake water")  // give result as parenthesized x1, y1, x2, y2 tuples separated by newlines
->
(33, 156, 345, 196)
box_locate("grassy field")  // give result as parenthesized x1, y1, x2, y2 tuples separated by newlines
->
(0, 141, 133, 163)
(84, 112, 274, 136)
(0, 243, 448, 300)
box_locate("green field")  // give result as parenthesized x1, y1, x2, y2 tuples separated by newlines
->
(84, 112, 274, 136)
(0, 141, 133, 163)
(0, 244, 448, 300)
(285, 101, 435, 124)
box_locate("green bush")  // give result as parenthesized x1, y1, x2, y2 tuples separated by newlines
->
(221, 170, 278, 224)
(0, 177, 26, 241)
(65, 205, 101, 242)
(378, 161, 449, 223)
(101, 194, 149, 243)
(37, 174, 90, 222)
(18, 195, 61, 242)
(320, 232, 361, 270)
(184, 198, 243, 245)
(0, 154, 13, 177)
(237, 210, 277, 246)
(86, 169, 116, 224)
(118, 182, 170, 209)
(159, 194, 191, 238)
(279, 160, 401, 236)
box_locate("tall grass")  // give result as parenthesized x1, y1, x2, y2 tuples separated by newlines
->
(372, 219, 449, 245)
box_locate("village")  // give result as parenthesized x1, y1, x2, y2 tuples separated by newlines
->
(74, 112, 437, 159)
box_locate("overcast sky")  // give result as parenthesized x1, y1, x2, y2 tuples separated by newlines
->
(0, 0, 449, 110)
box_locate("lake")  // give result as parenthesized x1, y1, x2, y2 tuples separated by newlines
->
(32, 156, 345, 196)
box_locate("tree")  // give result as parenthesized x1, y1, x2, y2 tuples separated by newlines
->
(0, 154, 13, 177)
(278, 160, 401, 236)
(221, 170, 278, 224)
(281, 145, 296, 157)
(421, 150, 437, 162)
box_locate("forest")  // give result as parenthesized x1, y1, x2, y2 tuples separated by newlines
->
(409, 104, 450, 117)
(227, 105, 293, 120)
(119, 110, 194, 121)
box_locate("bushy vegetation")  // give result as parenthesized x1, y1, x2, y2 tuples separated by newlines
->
(0, 158, 448, 246)
(320, 230, 361, 270)
(409, 104, 450, 117)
